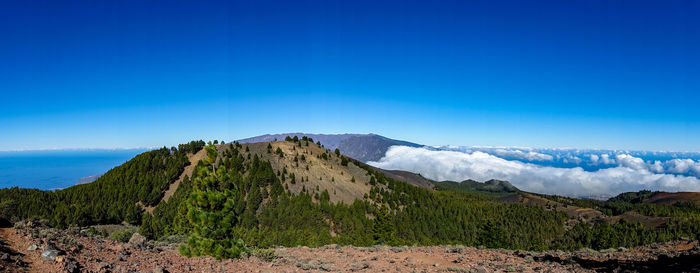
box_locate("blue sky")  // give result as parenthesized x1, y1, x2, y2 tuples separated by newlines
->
(1, 0, 698, 151)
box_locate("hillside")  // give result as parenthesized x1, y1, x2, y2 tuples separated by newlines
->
(373, 168, 435, 190)
(75, 174, 102, 185)
(241, 140, 374, 204)
(497, 192, 682, 231)
(240, 134, 433, 193)
(5, 222, 699, 273)
(644, 192, 700, 204)
(609, 190, 700, 205)
(1, 138, 699, 267)
(434, 179, 519, 195)
(0, 140, 206, 229)
(238, 133, 422, 162)
(141, 148, 208, 212)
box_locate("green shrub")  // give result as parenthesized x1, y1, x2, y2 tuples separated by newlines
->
(13, 221, 26, 229)
(251, 248, 277, 262)
(110, 227, 137, 243)
(39, 229, 57, 240)
(85, 227, 108, 237)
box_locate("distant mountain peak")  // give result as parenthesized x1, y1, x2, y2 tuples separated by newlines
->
(237, 133, 423, 162)
(432, 179, 521, 193)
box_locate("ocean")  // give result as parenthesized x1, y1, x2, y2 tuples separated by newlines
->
(0, 149, 148, 190)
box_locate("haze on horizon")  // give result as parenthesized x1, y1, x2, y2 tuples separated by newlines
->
(1, 0, 698, 152)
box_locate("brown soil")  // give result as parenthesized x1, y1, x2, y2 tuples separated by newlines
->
(374, 168, 435, 190)
(243, 141, 375, 204)
(0, 227, 61, 273)
(2, 224, 698, 273)
(643, 192, 700, 205)
(0, 225, 581, 273)
(142, 149, 207, 213)
(160, 149, 207, 203)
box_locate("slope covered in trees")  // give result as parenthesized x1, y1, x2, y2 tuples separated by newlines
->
(140, 139, 700, 258)
(433, 179, 520, 196)
(2, 138, 699, 260)
(0, 140, 205, 228)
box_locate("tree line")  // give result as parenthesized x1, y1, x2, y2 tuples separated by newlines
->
(2, 138, 698, 260)
(0, 140, 205, 228)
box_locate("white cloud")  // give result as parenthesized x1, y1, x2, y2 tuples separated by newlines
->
(589, 154, 599, 164)
(649, 160, 665, 173)
(490, 149, 554, 161)
(368, 146, 700, 199)
(563, 154, 582, 164)
(605, 155, 700, 177)
(437, 146, 553, 162)
(615, 154, 647, 170)
(663, 159, 700, 175)
(600, 154, 615, 165)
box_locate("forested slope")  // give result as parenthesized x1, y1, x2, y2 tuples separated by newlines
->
(0, 140, 205, 228)
(2, 138, 699, 261)
(141, 138, 700, 259)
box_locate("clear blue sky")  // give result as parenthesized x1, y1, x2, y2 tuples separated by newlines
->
(1, 0, 698, 151)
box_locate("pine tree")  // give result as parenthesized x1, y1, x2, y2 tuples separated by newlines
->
(179, 143, 247, 259)
(372, 205, 396, 245)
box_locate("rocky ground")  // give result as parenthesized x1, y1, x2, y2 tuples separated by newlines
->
(0, 222, 698, 273)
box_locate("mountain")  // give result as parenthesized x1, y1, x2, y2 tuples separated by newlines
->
(608, 190, 700, 205)
(237, 133, 423, 162)
(75, 174, 102, 185)
(372, 168, 435, 190)
(239, 133, 434, 190)
(495, 192, 673, 231)
(238, 140, 375, 204)
(1, 138, 699, 262)
(433, 179, 520, 194)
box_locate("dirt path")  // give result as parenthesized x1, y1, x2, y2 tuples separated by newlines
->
(4, 224, 700, 273)
(0, 227, 61, 273)
(0, 225, 593, 273)
(143, 149, 207, 212)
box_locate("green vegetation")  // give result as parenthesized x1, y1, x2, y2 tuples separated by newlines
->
(179, 142, 247, 259)
(250, 247, 278, 262)
(433, 179, 520, 198)
(85, 226, 108, 237)
(0, 140, 205, 228)
(608, 190, 656, 203)
(539, 191, 700, 218)
(554, 218, 700, 250)
(143, 142, 699, 254)
(2, 138, 699, 260)
(110, 226, 138, 243)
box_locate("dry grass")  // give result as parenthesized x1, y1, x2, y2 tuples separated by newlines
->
(240, 141, 375, 204)
(643, 192, 700, 205)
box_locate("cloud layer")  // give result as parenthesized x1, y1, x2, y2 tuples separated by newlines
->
(368, 146, 700, 199)
(435, 146, 700, 179)
(490, 149, 554, 161)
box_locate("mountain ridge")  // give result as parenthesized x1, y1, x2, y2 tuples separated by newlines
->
(237, 133, 423, 162)
(1, 138, 699, 266)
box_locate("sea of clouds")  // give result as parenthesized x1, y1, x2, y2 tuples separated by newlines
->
(367, 146, 700, 199)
